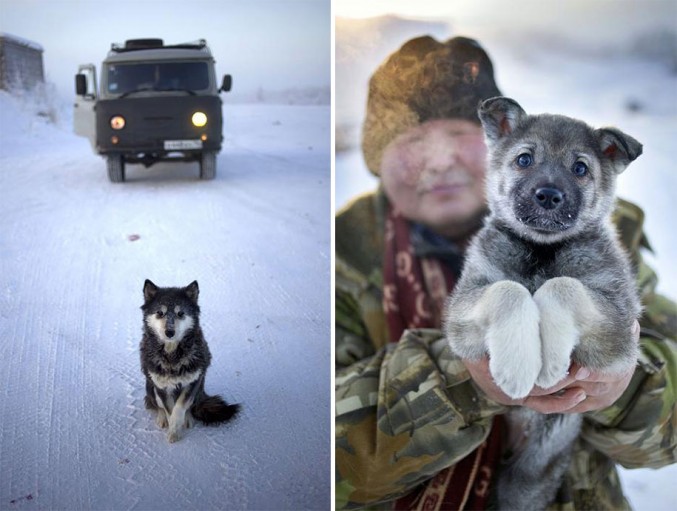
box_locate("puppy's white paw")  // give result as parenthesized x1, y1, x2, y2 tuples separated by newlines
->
(484, 282, 542, 399)
(535, 351, 571, 389)
(534, 278, 581, 389)
(491, 358, 540, 400)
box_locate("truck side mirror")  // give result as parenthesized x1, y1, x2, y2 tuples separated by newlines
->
(220, 74, 232, 93)
(75, 74, 88, 96)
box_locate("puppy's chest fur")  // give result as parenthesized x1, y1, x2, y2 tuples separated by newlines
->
(479, 221, 617, 293)
(141, 330, 211, 390)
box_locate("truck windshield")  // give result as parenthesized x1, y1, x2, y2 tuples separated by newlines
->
(107, 62, 210, 94)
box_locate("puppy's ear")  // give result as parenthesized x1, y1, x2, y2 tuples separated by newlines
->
(596, 127, 643, 174)
(478, 96, 526, 144)
(143, 279, 158, 303)
(185, 281, 199, 303)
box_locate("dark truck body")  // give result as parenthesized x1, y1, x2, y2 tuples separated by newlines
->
(74, 38, 231, 182)
(95, 95, 223, 164)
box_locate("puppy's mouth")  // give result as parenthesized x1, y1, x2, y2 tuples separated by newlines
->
(513, 202, 578, 233)
(517, 215, 575, 232)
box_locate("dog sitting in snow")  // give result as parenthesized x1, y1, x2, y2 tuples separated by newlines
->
(139, 280, 240, 442)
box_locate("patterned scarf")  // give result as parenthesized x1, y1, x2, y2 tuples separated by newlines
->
(382, 208, 460, 340)
(383, 205, 502, 510)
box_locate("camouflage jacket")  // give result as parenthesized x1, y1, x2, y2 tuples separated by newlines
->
(336, 188, 677, 510)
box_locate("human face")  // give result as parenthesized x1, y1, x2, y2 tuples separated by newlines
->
(380, 119, 487, 237)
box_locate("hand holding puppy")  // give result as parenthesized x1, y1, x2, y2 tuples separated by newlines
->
(463, 321, 640, 414)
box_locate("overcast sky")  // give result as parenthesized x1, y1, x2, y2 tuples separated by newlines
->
(0, 0, 330, 99)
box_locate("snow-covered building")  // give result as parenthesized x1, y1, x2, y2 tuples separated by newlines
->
(0, 33, 44, 91)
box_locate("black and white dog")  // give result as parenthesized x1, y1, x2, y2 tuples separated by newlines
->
(140, 280, 239, 442)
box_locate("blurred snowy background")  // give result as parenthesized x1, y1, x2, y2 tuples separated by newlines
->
(336, 0, 676, 509)
(1, 0, 330, 104)
(0, 1, 329, 510)
(336, 0, 677, 301)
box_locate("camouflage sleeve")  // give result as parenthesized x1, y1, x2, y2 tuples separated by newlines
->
(582, 257, 677, 468)
(335, 329, 504, 509)
(336, 285, 375, 366)
(335, 256, 389, 367)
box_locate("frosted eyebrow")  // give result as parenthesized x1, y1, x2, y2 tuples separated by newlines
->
(574, 152, 594, 162)
(174, 306, 181, 313)
(511, 143, 537, 155)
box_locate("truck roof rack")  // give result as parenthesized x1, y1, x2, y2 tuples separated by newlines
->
(110, 39, 208, 53)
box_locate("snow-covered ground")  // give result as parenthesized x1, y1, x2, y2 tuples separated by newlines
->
(0, 91, 330, 509)
(336, 4, 677, 510)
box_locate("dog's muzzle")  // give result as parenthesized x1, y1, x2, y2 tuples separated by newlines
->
(513, 184, 577, 233)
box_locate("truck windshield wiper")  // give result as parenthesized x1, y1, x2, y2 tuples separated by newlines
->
(156, 87, 197, 95)
(118, 86, 159, 98)
(118, 86, 196, 98)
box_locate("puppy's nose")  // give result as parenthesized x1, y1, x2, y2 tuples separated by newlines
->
(165, 329, 175, 339)
(534, 187, 564, 210)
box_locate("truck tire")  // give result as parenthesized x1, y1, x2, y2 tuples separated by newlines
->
(107, 155, 125, 183)
(200, 151, 217, 180)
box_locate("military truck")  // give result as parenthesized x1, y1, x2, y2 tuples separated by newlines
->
(74, 38, 231, 182)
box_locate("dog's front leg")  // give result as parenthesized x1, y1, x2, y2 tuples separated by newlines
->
(533, 277, 602, 388)
(462, 281, 542, 399)
(154, 389, 170, 429)
(167, 382, 200, 443)
(167, 392, 193, 443)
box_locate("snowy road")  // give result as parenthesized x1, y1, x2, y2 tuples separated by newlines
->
(0, 96, 331, 510)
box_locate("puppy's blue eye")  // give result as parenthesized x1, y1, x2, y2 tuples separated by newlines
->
(177, 311, 185, 319)
(516, 153, 532, 167)
(156, 311, 164, 318)
(573, 161, 588, 176)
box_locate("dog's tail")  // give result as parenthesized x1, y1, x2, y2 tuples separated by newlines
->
(192, 394, 240, 425)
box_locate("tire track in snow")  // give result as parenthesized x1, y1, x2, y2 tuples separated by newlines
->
(103, 320, 150, 508)
(1, 216, 64, 507)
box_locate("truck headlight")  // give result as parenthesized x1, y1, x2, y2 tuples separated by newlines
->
(192, 112, 207, 127)
(110, 116, 126, 130)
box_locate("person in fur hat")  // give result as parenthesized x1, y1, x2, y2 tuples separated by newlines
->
(335, 35, 677, 510)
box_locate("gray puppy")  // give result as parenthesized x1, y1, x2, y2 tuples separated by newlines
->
(445, 97, 642, 509)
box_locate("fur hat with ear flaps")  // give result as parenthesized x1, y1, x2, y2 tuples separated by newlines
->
(361, 36, 502, 175)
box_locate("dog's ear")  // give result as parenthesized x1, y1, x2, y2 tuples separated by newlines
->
(143, 279, 158, 303)
(596, 127, 643, 174)
(478, 96, 526, 144)
(185, 281, 199, 304)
